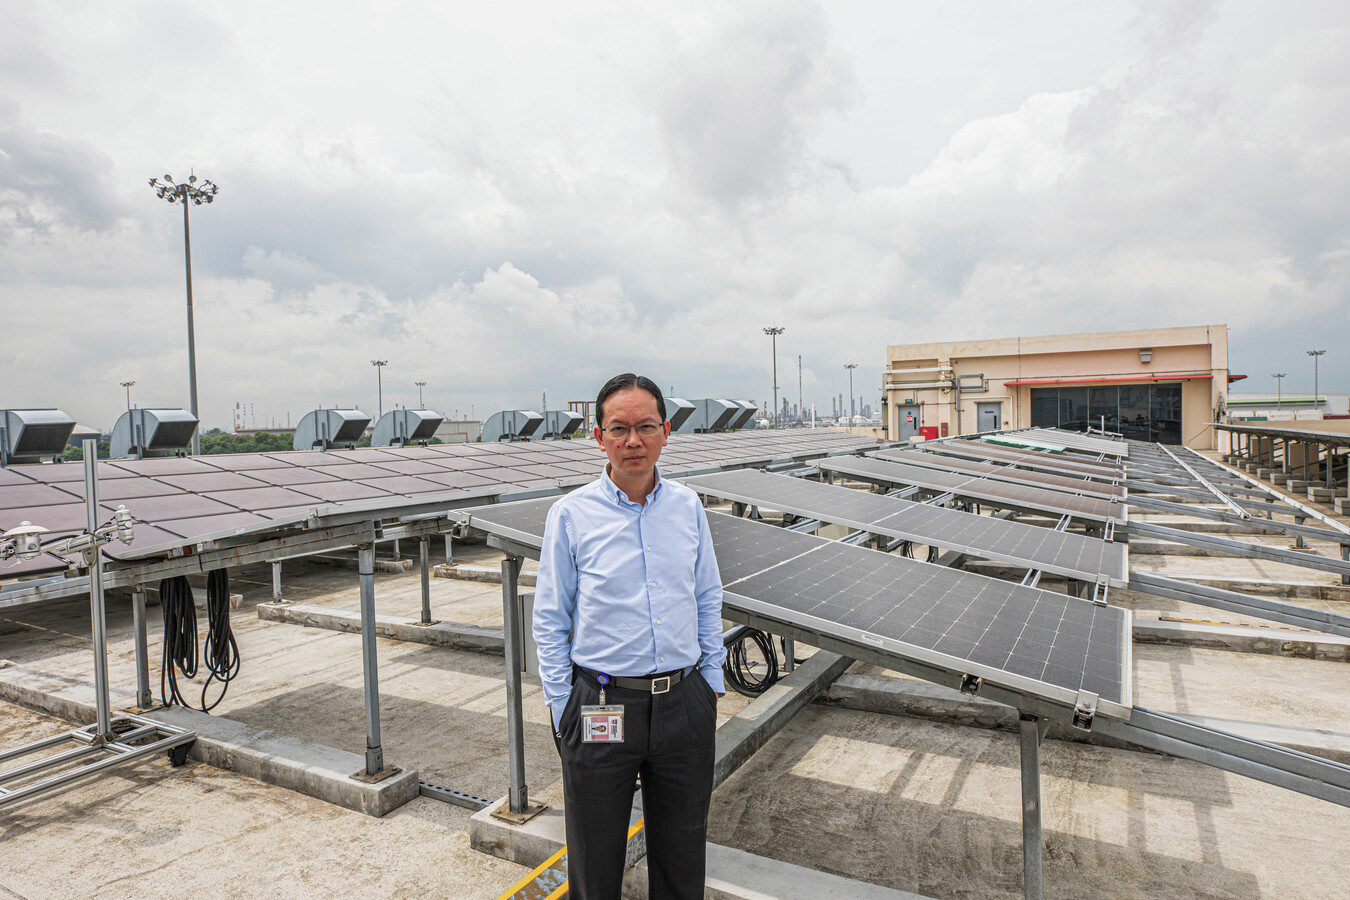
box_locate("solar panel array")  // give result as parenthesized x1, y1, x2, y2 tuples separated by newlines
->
(927, 439, 1123, 479)
(451, 497, 1130, 708)
(1021, 429, 1129, 458)
(873, 448, 1126, 499)
(680, 469, 1127, 584)
(0, 429, 877, 575)
(816, 456, 1125, 524)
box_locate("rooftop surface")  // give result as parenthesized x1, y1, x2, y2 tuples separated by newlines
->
(2, 446, 1349, 898)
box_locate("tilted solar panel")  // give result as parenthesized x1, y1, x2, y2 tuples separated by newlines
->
(680, 469, 1127, 585)
(451, 498, 1130, 713)
(816, 456, 1125, 524)
(873, 448, 1125, 499)
(930, 439, 1123, 479)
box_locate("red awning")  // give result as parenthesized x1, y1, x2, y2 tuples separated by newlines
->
(1002, 373, 1214, 387)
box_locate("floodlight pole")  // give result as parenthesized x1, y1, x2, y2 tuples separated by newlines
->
(1308, 350, 1326, 414)
(149, 174, 217, 456)
(845, 364, 859, 422)
(415, 381, 426, 409)
(763, 326, 785, 428)
(1273, 373, 1285, 409)
(120, 380, 135, 411)
(371, 360, 388, 419)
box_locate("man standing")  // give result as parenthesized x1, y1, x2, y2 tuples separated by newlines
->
(533, 373, 726, 900)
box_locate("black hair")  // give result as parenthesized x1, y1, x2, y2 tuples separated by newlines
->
(595, 374, 666, 427)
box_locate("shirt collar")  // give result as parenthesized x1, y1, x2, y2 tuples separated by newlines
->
(601, 464, 664, 508)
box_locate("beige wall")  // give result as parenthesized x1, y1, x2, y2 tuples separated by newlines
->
(884, 324, 1229, 449)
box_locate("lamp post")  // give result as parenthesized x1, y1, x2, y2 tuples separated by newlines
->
(149, 172, 218, 456)
(845, 364, 859, 422)
(371, 361, 388, 419)
(1307, 350, 1326, 414)
(1272, 373, 1285, 409)
(763, 326, 785, 428)
(415, 381, 426, 409)
(120, 380, 135, 411)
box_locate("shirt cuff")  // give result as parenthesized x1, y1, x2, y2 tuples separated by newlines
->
(699, 664, 725, 695)
(549, 694, 570, 732)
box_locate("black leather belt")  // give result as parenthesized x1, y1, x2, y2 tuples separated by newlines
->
(577, 666, 689, 695)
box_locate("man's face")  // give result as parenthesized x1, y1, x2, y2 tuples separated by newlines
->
(594, 387, 670, 481)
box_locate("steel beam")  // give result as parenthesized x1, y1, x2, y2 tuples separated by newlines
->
(1128, 570, 1350, 638)
(1127, 520, 1350, 578)
(1019, 714, 1047, 900)
(132, 587, 152, 709)
(419, 536, 432, 625)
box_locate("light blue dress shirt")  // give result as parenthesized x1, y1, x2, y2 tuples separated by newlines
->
(533, 466, 727, 731)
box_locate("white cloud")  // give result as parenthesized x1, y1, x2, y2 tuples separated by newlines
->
(1, 0, 1348, 431)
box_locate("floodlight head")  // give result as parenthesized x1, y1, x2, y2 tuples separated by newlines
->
(4, 521, 49, 560)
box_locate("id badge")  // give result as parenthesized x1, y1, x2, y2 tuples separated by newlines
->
(580, 705, 624, 743)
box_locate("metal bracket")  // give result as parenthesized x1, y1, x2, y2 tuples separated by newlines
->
(350, 765, 402, 784)
(490, 801, 550, 826)
(1092, 575, 1110, 606)
(1072, 690, 1099, 731)
(959, 673, 983, 696)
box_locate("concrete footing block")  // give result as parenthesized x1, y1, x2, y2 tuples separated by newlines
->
(0, 662, 419, 817)
(1309, 487, 1335, 503)
(433, 563, 537, 587)
(1257, 467, 1275, 479)
(1271, 473, 1291, 486)
(1132, 618, 1350, 662)
(469, 796, 930, 900)
(1336, 497, 1350, 515)
(257, 602, 505, 655)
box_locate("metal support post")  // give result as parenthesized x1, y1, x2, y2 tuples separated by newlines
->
(271, 560, 283, 604)
(130, 591, 153, 712)
(444, 533, 453, 565)
(1343, 545, 1349, 587)
(1019, 713, 1046, 900)
(357, 543, 386, 777)
(83, 443, 112, 739)
(783, 637, 795, 674)
(393, 538, 400, 560)
(495, 554, 545, 822)
(419, 536, 432, 625)
(132, 587, 153, 710)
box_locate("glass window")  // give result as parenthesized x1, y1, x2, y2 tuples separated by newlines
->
(1030, 389, 1059, 427)
(1059, 387, 1089, 432)
(1088, 386, 1119, 432)
(1119, 386, 1150, 441)
(1151, 383, 1183, 444)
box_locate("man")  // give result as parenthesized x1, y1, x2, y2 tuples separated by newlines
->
(533, 373, 726, 900)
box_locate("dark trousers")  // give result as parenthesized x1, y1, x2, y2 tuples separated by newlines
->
(555, 666, 717, 900)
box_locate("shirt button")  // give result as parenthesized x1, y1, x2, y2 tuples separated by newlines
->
(660, 656, 665, 662)
(646, 545, 651, 551)
(650, 581, 656, 587)
(656, 618, 662, 624)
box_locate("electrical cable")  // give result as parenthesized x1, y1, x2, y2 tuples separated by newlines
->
(722, 627, 780, 697)
(159, 575, 198, 708)
(159, 570, 241, 712)
(200, 568, 241, 711)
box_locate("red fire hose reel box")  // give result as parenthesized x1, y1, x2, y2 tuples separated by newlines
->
(920, 426, 938, 441)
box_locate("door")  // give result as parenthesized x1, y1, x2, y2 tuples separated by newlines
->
(977, 402, 1002, 432)
(895, 404, 920, 441)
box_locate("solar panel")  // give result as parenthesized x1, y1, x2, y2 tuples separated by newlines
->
(931, 439, 1124, 478)
(1021, 429, 1128, 457)
(680, 469, 1127, 584)
(816, 456, 1125, 524)
(451, 498, 1130, 712)
(0, 429, 882, 573)
(873, 448, 1125, 499)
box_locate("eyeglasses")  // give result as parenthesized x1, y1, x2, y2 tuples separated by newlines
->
(600, 422, 664, 440)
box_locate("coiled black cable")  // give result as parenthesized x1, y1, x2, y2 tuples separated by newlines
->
(160, 575, 198, 708)
(159, 570, 240, 712)
(201, 568, 240, 711)
(723, 627, 780, 697)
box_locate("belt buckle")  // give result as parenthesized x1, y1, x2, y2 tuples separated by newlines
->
(651, 676, 671, 695)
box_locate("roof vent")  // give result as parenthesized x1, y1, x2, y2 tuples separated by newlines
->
(675, 399, 738, 434)
(0, 409, 77, 466)
(293, 409, 372, 451)
(110, 408, 198, 459)
(663, 398, 695, 432)
(728, 400, 758, 430)
(372, 409, 444, 448)
(541, 410, 583, 438)
(482, 410, 545, 442)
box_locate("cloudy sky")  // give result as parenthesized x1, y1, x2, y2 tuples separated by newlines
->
(2, 0, 1347, 430)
